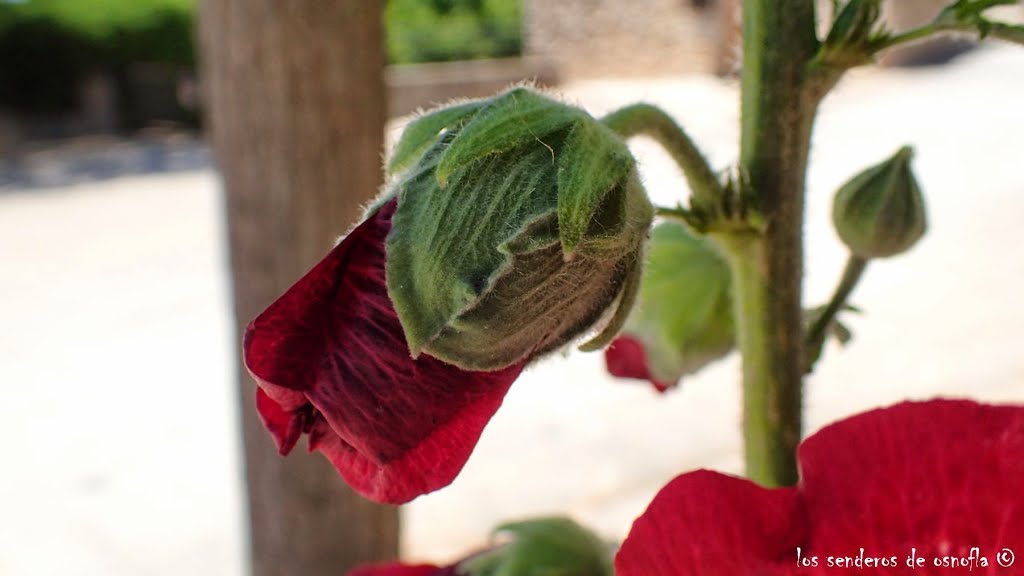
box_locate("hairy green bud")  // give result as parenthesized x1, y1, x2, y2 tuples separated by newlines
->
(385, 87, 653, 370)
(619, 220, 735, 386)
(458, 517, 613, 576)
(832, 146, 927, 259)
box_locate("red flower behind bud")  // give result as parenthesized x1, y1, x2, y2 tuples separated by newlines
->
(244, 199, 524, 504)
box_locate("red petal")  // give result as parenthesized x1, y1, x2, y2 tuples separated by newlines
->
(347, 563, 443, 576)
(604, 336, 673, 393)
(616, 400, 1024, 575)
(244, 199, 524, 504)
(616, 470, 803, 576)
(798, 399, 1024, 566)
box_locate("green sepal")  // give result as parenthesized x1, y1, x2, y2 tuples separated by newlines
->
(578, 248, 643, 353)
(387, 100, 486, 175)
(458, 517, 613, 576)
(557, 119, 635, 255)
(621, 221, 735, 383)
(825, 0, 881, 45)
(387, 140, 562, 360)
(435, 87, 583, 187)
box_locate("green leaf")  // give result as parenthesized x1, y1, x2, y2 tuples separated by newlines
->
(623, 221, 735, 383)
(387, 100, 486, 174)
(435, 87, 582, 186)
(459, 517, 613, 576)
(556, 119, 635, 254)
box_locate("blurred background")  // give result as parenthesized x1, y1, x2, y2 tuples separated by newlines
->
(2, 1, 1023, 575)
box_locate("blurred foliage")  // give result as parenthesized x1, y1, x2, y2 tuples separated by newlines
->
(0, 0, 521, 116)
(0, 0, 194, 115)
(386, 0, 522, 64)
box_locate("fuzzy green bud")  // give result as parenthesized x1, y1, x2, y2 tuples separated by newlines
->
(458, 517, 613, 576)
(618, 220, 735, 386)
(385, 87, 653, 370)
(832, 146, 927, 259)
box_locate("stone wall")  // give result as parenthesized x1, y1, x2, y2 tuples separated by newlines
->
(524, 0, 734, 78)
(524, 0, 1023, 78)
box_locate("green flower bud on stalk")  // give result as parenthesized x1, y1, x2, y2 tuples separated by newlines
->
(385, 87, 654, 371)
(608, 220, 735, 389)
(458, 517, 613, 576)
(832, 146, 927, 259)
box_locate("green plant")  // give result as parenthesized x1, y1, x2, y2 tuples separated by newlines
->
(385, 0, 521, 64)
(241, 0, 1024, 572)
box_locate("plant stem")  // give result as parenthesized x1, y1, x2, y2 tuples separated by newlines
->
(805, 255, 868, 372)
(871, 16, 1024, 54)
(728, 0, 821, 487)
(601, 104, 723, 210)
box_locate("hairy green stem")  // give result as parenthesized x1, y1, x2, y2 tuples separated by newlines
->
(871, 16, 1024, 53)
(729, 0, 821, 487)
(805, 255, 868, 372)
(601, 104, 723, 210)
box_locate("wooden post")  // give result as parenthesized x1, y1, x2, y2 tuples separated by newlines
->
(198, 2, 400, 575)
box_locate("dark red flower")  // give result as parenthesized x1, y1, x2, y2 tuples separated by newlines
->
(616, 399, 1024, 575)
(244, 198, 525, 504)
(347, 563, 455, 576)
(604, 335, 673, 393)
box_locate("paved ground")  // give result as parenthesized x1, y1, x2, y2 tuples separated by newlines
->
(2, 44, 1023, 574)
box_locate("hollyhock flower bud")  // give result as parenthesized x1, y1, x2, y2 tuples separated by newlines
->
(457, 518, 613, 576)
(832, 146, 927, 259)
(349, 518, 612, 576)
(385, 87, 653, 370)
(605, 220, 734, 392)
(244, 87, 653, 504)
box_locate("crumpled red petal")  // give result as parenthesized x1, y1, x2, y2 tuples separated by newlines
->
(244, 199, 525, 504)
(616, 399, 1024, 575)
(604, 335, 673, 393)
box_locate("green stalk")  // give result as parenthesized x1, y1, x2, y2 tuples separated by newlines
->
(805, 255, 868, 372)
(601, 104, 723, 211)
(727, 0, 822, 487)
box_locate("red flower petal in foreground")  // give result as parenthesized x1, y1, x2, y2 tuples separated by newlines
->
(347, 563, 452, 576)
(244, 199, 525, 504)
(604, 336, 673, 393)
(617, 399, 1024, 576)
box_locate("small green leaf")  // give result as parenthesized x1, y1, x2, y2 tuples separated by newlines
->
(387, 100, 486, 175)
(459, 517, 613, 576)
(436, 88, 582, 186)
(556, 119, 635, 254)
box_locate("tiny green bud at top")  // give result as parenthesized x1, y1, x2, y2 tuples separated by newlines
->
(384, 87, 654, 370)
(832, 146, 927, 259)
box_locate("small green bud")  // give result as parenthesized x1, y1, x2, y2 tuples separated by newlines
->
(832, 146, 927, 259)
(458, 517, 614, 576)
(385, 87, 653, 370)
(616, 220, 735, 387)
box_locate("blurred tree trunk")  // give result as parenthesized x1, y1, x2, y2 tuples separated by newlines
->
(198, 2, 399, 575)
